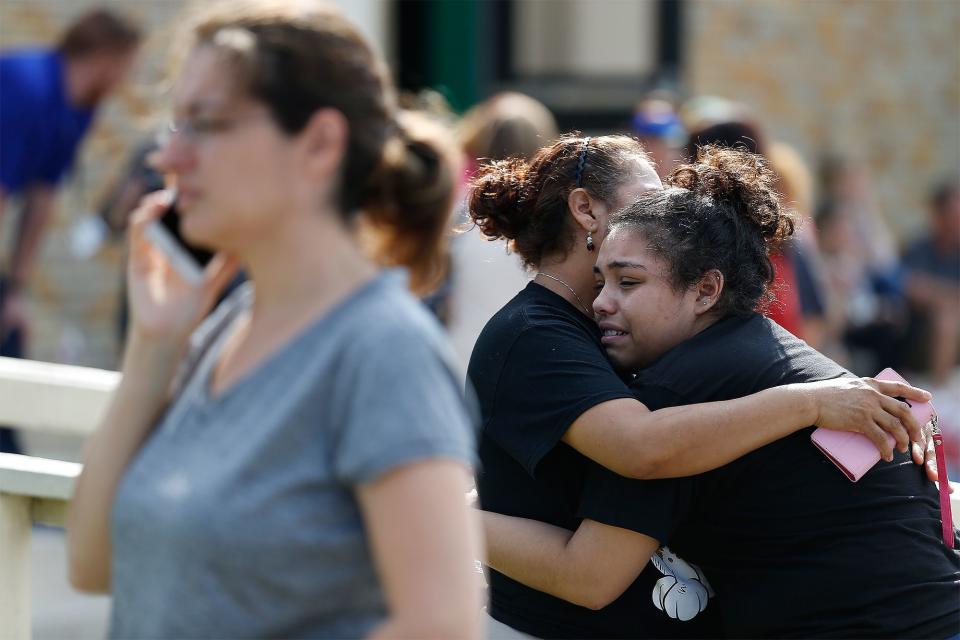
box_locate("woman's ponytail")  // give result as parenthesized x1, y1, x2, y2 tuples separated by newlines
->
(361, 111, 461, 295)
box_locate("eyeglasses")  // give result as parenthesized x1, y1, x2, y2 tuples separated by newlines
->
(157, 110, 272, 146)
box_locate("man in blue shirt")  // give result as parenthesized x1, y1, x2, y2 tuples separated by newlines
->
(0, 9, 140, 452)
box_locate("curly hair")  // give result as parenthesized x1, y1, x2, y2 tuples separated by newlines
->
(610, 145, 795, 317)
(468, 134, 652, 269)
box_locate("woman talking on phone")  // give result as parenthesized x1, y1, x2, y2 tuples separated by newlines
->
(66, 2, 482, 638)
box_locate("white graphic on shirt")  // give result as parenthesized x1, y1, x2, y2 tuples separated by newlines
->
(650, 546, 715, 622)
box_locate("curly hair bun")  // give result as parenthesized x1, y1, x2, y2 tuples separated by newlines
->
(670, 145, 794, 244)
(466, 134, 653, 269)
(468, 157, 533, 242)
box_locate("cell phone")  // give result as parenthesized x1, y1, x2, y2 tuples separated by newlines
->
(811, 368, 936, 482)
(143, 195, 215, 286)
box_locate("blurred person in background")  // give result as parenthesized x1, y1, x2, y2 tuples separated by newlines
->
(468, 134, 931, 639)
(630, 93, 685, 180)
(97, 137, 164, 344)
(768, 141, 830, 349)
(66, 2, 482, 638)
(678, 95, 748, 139)
(684, 118, 765, 162)
(446, 91, 558, 371)
(98, 140, 165, 239)
(815, 198, 909, 374)
(902, 180, 960, 388)
(816, 156, 908, 373)
(458, 91, 559, 182)
(0, 8, 141, 453)
(820, 155, 900, 277)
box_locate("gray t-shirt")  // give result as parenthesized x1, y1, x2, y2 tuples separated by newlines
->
(110, 271, 477, 639)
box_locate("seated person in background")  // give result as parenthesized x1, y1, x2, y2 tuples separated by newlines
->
(816, 197, 909, 374)
(483, 147, 960, 639)
(902, 180, 960, 387)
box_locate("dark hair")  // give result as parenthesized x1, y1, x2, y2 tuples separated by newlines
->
(468, 134, 651, 269)
(185, 1, 458, 293)
(814, 198, 843, 228)
(685, 120, 766, 162)
(610, 145, 795, 317)
(930, 179, 960, 213)
(59, 9, 141, 59)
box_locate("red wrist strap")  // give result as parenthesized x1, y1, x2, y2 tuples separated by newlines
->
(932, 416, 955, 549)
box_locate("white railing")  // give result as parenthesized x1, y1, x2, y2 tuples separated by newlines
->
(0, 453, 80, 639)
(0, 355, 958, 640)
(0, 356, 117, 436)
(0, 356, 114, 640)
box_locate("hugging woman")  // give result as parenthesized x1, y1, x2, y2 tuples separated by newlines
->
(481, 146, 959, 638)
(467, 135, 934, 638)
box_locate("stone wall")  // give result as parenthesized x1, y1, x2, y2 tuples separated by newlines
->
(686, 0, 960, 238)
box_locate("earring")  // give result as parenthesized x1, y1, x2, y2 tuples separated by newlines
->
(586, 231, 595, 252)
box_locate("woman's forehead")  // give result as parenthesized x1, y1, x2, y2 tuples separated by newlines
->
(172, 46, 243, 113)
(599, 229, 654, 264)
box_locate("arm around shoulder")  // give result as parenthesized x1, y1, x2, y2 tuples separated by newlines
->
(563, 376, 927, 479)
(563, 386, 818, 479)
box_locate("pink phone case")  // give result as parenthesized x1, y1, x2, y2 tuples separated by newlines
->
(810, 368, 936, 482)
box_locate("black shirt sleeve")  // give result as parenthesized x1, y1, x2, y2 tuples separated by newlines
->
(484, 320, 634, 477)
(577, 383, 694, 542)
(577, 465, 693, 543)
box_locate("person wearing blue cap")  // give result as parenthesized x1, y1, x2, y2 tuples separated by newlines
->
(631, 96, 685, 180)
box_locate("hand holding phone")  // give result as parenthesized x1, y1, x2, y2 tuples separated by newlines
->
(811, 368, 937, 482)
(127, 191, 237, 342)
(143, 194, 215, 286)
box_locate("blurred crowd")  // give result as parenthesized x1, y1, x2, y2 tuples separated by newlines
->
(1, 8, 958, 466)
(102, 86, 960, 473)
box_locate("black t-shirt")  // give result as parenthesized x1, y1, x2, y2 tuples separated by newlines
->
(470, 282, 721, 639)
(585, 313, 960, 638)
